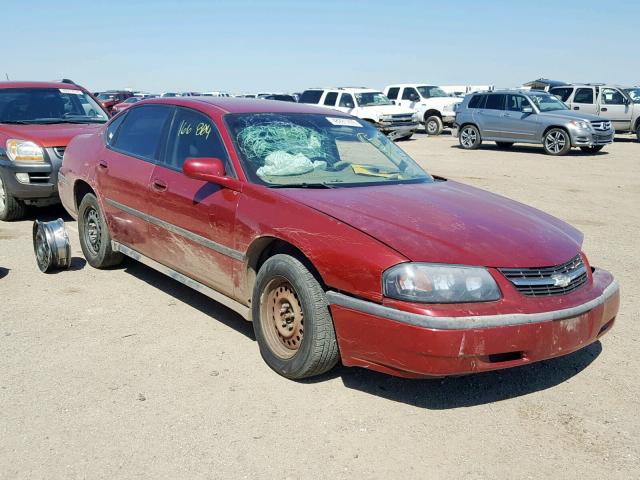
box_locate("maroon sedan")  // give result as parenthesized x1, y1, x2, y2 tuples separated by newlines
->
(58, 98, 619, 379)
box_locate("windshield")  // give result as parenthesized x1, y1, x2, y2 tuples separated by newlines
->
(0, 88, 108, 124)
(124, 97, 140, 104)
(417, 86, 448, 98)
(624, 88, 640, 103)
(226, 113, 432, 188)
(354, 92, 392, 107)
(527, 93, 569, 112)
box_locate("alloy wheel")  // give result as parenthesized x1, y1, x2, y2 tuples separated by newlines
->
(545, 131, 566, 154)
(427, 120, 438, 134)
(460, 127, 477, 148)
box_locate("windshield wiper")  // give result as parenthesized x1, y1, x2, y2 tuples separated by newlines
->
(25, 118, 106, 125)
(0, 120, 30, 124)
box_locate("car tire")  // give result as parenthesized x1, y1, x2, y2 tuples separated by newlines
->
(252, 254, 339, 379)
(396, 133, 413, 141)
(459, 125, 482, 150)
(495, 142, 514, 149)
(0, 172, 27, 221)
(78, 193, 123, 269)
(635, 123, 640, 142)
(425, 115, 443, 135)
(543, 128, 571, 156)
(579, 146, 604, 153)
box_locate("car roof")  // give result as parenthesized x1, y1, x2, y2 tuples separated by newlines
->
(137, 97, 351, 116)
(0, 81, 84, 90)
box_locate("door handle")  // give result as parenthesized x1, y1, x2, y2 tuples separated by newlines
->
(98, 160, 108, 170)
(151, 179, 167, 192)
(573, 106, 580, 110)
(601, 107, 608, 112)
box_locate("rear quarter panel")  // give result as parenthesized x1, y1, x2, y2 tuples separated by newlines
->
(59, 132, 105, 218)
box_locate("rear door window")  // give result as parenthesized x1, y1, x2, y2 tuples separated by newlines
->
(162, 107, 231, 172)
(113, 105, 173, 160)
(574, 88, 594, 104)
(299, 90, 323, 104)
(323, 92, 338, 106)
(484, 94, 505, 110)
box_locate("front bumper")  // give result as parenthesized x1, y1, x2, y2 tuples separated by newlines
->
(327, 268, 619, 378)
(570, 129, 615, 147)
(377, 121, 419, 137)
(0, 147, 62, 202)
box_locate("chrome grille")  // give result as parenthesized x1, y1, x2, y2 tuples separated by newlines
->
(499, 255, 588, 297)
(591, 120, 612, 131)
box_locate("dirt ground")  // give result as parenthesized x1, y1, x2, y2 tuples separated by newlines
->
(1, 132, 639, 479)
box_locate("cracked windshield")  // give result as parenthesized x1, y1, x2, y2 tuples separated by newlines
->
(226, 113, 432, 187)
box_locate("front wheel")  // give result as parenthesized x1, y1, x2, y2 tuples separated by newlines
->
(580, 145, 604, 153)
(425, 115, 443, 135)
(459, 125, 482, 149)
(78, 193, 123, 268)
(635, 123, 640, 142)
(543, 128, 571, 155)
(0, 173, 27, 221)
(252, 254, 339, 379)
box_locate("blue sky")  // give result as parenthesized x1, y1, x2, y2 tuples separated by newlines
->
(2, 0, 638, 93)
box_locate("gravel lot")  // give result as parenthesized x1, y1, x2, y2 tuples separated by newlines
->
(1, 132, 638, 479)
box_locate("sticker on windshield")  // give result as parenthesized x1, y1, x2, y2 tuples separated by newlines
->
(59, 89, 82, 95)
(326, 117, 362, 127)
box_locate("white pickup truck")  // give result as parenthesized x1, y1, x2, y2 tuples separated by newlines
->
(383, 84, 463, 135)
(298, 87, 419, 140)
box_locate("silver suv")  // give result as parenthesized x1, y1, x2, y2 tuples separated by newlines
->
(455, 90, 615, 155)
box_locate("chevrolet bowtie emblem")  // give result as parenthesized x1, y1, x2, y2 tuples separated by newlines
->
(551, 274, 571, 288)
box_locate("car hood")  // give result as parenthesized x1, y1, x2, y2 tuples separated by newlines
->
(0, 123, 104, 147)
(421, 97, 463, 108)
(538, 109, 603, 122)
(276, 181, 583, 268)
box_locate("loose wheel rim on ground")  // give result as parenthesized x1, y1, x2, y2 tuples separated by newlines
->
(261, 277, 304, 359)
(460, 127, 477, 147)
(545, 131, 566, 154)
(84, 207, 102, 256)
(34, 226, 52, 271)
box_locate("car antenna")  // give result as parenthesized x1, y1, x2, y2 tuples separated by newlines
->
(5, 73, 9, 81)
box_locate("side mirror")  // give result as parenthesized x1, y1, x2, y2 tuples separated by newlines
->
(182, 157, 241, 191)
(522, 106, 533, 114)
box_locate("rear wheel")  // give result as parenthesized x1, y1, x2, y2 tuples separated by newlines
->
(496, 142, 514, 149)
(459, 125, 482, 149)
(253, 254, 339, 379)
(0, 173, 27, 221)
(580, 145, 604, 153)
(635, 123, 640, 142)
(78, 193, 123, 268)
(543, 128, 571, 156)
(425, 115, 443, 135)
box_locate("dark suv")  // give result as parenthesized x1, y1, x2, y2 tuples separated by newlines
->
(0, 81, 109, 220)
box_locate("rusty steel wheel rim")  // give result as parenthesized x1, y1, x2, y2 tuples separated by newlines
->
(261, 277, 304, 359)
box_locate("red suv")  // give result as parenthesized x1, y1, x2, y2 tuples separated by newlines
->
(96, 91, 133, 113)
(58, 98, 619, 380)
(0, 81, 109, 220)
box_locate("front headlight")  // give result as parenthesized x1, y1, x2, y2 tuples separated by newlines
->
(383, 263, 501, 303)
(6, 139, 44, 163)
(570, 120, 591, 130)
